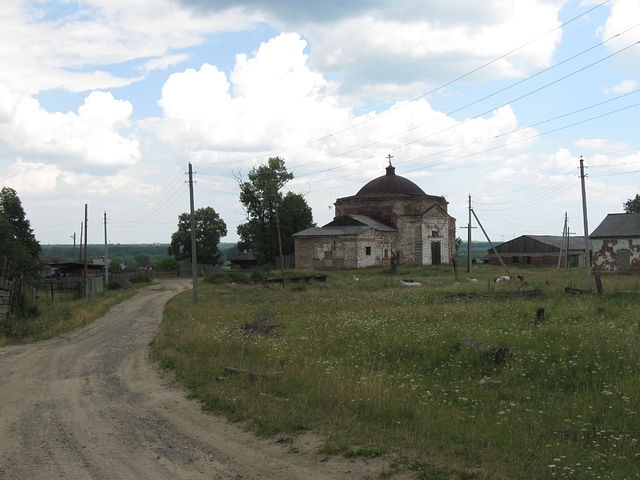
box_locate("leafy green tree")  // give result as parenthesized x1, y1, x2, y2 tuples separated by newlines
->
(169, 206, 227, 264)
(237, 157, 313, 264)
(0, 187, 41, 278)
(623, 194, 640, 214)
(279, 191, 314, 254)
(134, 254, 152, 269)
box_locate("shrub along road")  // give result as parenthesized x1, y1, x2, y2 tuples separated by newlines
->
(0, 280, 399, 479)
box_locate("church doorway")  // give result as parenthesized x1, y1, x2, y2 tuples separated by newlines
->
(431, 242, 442, 265)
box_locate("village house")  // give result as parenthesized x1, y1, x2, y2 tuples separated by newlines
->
(293, 161, 456, 269)
(590, 213, 640, 272)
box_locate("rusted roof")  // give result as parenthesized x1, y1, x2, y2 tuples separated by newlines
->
(590, 213, 640, 238)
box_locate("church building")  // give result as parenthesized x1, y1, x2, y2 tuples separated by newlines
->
(293, 160, 456, 269)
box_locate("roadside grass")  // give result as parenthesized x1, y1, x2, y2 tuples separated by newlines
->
(0, 286, 139, 346)
(152, 265, 640, 479)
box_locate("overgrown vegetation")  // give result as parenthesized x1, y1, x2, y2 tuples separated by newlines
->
(0, 287, 139, 345)
(151, 265, 640, 479)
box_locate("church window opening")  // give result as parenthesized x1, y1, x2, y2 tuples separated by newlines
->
(365, 246, 372, 256)
(324, 250, 333, 259)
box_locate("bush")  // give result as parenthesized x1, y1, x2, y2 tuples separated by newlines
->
(129, 273, 151, 284)
(154, 258, 179, 272)
(204, 271, 250, 285)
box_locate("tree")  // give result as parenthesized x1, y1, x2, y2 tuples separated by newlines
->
(0, 187, 41, 278)
(168, 206, 227, 264)
(134, 254, 152, 270)
(623, 194, 640, 214)
(279, 191, 314, 254)
(237, 157, 314, 264)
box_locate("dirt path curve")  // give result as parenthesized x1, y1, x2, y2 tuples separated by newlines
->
(0, 280, 400, 480)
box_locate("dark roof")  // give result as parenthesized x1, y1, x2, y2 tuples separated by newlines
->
(525, 235, 586, 251)
(355, 164, 428, 197)
(590, 213, 640, 238)
(490, 235, 585, 254)
(230, 252, 258, 262)
(293, 214, 395, 237)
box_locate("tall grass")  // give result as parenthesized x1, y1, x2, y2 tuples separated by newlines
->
(0, 287, 138, 345)
(151, 266, 640, 479)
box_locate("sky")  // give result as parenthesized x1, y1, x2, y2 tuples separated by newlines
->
(1, 0, 639, 248)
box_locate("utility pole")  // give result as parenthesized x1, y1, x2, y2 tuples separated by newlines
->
(83, 204, 88, 297)
(579, 156, 592, 286)
(557, 212, 567, 269)
(188, 163, 198, 304)
(464, 195, 477, 274)
(104, 211, 109, 284)
(471, 208, 511, 277)
(71, 232, 76, 260)
(79, 222, 83, 262)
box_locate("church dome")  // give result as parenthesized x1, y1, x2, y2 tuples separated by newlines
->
(355, 164, 427, 197)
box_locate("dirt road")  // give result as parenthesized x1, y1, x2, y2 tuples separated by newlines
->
(0, 280, 401, 479)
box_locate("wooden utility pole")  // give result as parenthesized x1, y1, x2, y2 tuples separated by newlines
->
(103, 211, 109, 284)
(188, 163, 198, 304)
(471, 208, 511, 277)
(557, 212, 567, 269)
(79, 222, 83, 262)
(83, 204, 88, 296)
(579, 156, 592, 286)
(467, 195, 473, 274)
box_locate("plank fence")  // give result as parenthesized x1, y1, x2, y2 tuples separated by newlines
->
(1, 256, 23, 320)
(26, 276, 103, 300)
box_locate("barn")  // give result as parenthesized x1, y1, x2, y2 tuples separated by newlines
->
(486, 235, 586, 267)
(293, 162, 456, 269)
(590, 213, 640, 272)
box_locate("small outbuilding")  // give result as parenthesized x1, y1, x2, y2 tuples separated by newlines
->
(486, 235, 586, 267)
(229, 251, 259, 269)
(590, 213, 640, 272)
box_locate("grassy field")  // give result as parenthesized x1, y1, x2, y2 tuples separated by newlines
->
(150, 265, 640, 479)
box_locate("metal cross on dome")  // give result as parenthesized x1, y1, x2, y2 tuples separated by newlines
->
(386, 153, 393, 165)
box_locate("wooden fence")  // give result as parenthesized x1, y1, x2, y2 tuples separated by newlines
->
(26, 276, 103, 300)
(1, 256, 23, 320)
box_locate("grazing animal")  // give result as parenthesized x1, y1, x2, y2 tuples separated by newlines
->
(494, 275, 511, 283)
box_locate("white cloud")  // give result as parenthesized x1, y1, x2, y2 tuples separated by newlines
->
(0, 86, 140, 169)
(0, 0, 258, 95)
(307, 0, 562, 95)
(603, 79, 638, 94)
(151, 33, 350, 153)
(600, 0, 640, 74)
